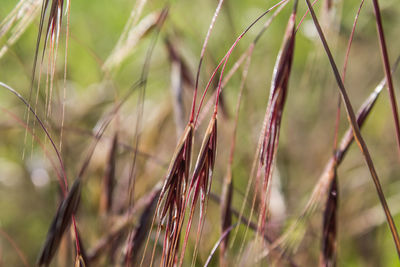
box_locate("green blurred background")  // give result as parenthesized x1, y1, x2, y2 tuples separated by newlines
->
(1, 0, 400, 266)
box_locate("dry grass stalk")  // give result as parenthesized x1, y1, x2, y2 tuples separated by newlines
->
(37, 178, 81, 266)
(320, 170, 338, 267)
(257, 3, 297, 235)
(103, 10, 166, 71)
(371, 0, 400, 158)
(99, 133, 118, 216)
(103, 0, 149, 70)
(35, 0, 68, 116)
(273, 55, 400, 255)
(304, 0, 400, 256)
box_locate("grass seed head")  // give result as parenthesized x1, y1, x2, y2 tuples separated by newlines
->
(156, 123, 193, 267)
(258, 9, 296, 235)
(320, 173, 338, 267)
(37, 178, 81, 266)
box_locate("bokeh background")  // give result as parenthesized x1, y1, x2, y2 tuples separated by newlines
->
(1, 0, 400, 266)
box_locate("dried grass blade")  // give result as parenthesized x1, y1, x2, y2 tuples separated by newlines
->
(37, 178, 82, 266)
(304, 0, 400, 257)
(371, 0, 400, 158)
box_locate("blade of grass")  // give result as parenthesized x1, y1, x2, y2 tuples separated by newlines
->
(204, 224, 236, 267)
(371, 0, 400, 158)
(304, 0, 400, 257)
(272, 55, 400, 252)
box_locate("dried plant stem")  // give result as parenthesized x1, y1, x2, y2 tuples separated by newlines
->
(189, 0, 225, 123)
(272, 55, 400, 253)
(305, 0, 400, 257)
(371, 0, 400, 158)
(60, 0, 71, 152)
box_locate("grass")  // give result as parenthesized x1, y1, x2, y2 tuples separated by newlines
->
(0, 0, 400, 266)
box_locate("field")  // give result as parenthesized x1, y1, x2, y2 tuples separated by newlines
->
(1, 0, 400, 266)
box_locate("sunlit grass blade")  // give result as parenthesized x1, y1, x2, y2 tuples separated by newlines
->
(103, 10, 167, 71)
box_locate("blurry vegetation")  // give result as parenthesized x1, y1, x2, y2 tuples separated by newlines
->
(0, 0, 400, 266)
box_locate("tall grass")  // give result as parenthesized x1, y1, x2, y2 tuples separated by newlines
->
(0, 0, 400, 266)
